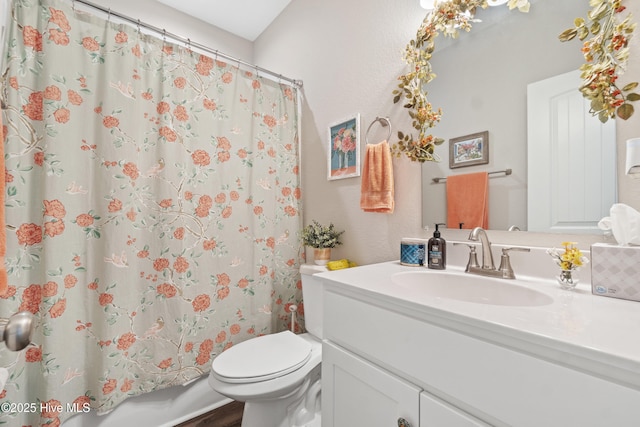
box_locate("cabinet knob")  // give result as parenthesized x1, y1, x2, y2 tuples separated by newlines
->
(398, 417, 411, 427)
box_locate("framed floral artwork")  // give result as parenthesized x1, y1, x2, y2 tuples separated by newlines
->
(328, 114, 360, 180)
(449, 131, 489, 169)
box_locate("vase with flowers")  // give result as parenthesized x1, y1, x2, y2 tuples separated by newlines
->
(333, 127, 357, 170)
(547, 242, 589, 290)
(301, 220, 345, 265)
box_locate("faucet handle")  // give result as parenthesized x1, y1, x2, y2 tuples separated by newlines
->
(452, 241, 481, 247)
(502, 246, 530, 254)
(498, 247, 530, 279)
(466, 245, 480, 271)
(453, 242, 481, 271)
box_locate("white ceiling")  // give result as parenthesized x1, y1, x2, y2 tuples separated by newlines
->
(155, 0, 292, 41)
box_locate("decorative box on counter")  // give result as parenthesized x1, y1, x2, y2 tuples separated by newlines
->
(591, 243, 640, 302)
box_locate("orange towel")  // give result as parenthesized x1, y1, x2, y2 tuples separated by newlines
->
(446, 172, 488, 229)
(360, 140, 394, 213)
(0, 109, 6, 295)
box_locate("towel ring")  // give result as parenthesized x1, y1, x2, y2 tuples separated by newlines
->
(365, 116, 392, 145)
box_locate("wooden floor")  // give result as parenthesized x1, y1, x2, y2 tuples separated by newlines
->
(175, 401, 244, 427)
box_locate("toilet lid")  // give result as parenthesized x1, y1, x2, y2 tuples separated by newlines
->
(211, 331, 312, 384)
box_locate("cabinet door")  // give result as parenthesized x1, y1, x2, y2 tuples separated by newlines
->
(420, 392, 489, 427)
(322, 342, 420, 427)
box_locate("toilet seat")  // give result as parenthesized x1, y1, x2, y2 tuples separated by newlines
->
(211, 331, 312, 384)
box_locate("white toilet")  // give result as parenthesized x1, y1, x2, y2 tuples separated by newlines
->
(208, 264, 326, 427)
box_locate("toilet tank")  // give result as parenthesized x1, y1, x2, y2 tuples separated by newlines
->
(300, 264, 327, 339)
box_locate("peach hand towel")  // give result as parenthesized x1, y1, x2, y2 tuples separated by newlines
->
(360, 140, 394, 213)
(0, 110, 6, 295)
(446, 172, 488, 229)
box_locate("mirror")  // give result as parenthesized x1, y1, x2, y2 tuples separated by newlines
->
(420, 0, 615, 234)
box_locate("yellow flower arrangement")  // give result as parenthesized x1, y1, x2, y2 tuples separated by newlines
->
(559, 0, 638, 122)
(392, 0, 530, 162)
(547, 242, 589, 271)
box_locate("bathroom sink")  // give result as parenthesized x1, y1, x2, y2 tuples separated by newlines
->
(391, 271, 553, 307)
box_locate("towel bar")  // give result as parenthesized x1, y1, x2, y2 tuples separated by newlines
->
(432, 168, 512, 183)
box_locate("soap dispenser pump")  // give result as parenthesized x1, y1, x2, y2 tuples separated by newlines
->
(427, 223, 446, 270)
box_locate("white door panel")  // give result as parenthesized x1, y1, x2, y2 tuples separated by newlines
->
(527, 70, 616, 233)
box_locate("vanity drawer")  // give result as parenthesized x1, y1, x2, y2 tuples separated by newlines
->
(324, 289, 640, 427)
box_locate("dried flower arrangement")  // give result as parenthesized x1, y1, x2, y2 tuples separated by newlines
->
(392, 0, 530, 162)
(559, 0, 638, 122)
(393, 0, 638, 162)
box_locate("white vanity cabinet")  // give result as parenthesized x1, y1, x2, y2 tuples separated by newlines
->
(322, 300, 488, 427)
(323, 341, 486, 427)
(319, 268, 640, 427)
(322, 341, 420, 427)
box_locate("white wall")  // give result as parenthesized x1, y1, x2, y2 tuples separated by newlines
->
(255, 0, 640, 264)
(255, 0, 428, 265)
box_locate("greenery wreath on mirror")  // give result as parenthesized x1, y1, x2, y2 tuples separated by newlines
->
(393, 0, 636, 163)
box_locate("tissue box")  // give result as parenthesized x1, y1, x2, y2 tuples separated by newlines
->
(591, 243, 640, 302)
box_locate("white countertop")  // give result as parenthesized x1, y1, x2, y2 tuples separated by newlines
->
(316, 258, 640, 390)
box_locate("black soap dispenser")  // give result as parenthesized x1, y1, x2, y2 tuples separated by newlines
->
(427, 223, 446, 270)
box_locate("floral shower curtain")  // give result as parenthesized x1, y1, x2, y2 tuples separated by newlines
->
(0, 0, 303, 424)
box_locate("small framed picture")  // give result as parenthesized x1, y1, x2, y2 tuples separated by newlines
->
(328, 114, 360, 180)
(449, 131, 489, 169)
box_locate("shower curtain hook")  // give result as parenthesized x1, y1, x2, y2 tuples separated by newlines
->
(187, 38, 191, 51)
(72, 0, 75, 11)
(107, 8, 111, 22)
(162, 29, 166, 45)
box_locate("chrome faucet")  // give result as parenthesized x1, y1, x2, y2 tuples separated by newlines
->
(466, 227, 530, 279)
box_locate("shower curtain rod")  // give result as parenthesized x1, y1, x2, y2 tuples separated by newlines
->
(71, 0, 303, 88)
